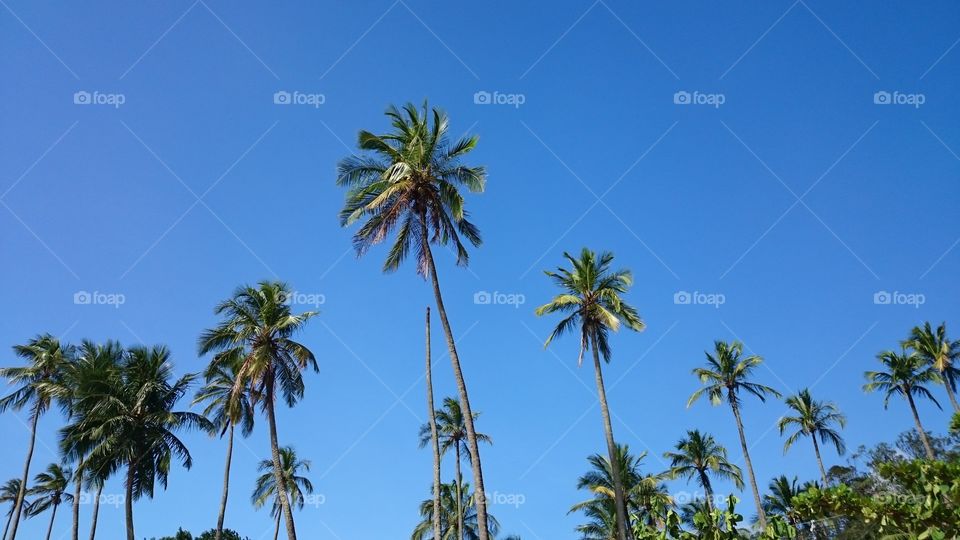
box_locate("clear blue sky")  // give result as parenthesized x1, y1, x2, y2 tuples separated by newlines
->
(1, 1, 958, 538)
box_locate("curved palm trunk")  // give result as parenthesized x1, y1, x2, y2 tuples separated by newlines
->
(87, 484, 102, 540)
(421, 235, 490, 540)
(71, 465, 82, 540)
(943, 377, 960, 413)
(699, 471, 714, 514)
(811, 436, 828, 486)
(425, 307, 443, 540)
(214, 424, 235, 540)
(7, 405, 39, 540)
(2, 511, 11, 540)
(590, 340, 631, 540)
(124, 464, 135, 540)
(44, 502, 59, 540)
(729, 400, 766, 529)
(905, 391, 935, 459)
(273, 511, 281, 540)
(265, 378, 297, 540)
(454, 445, 464, 540)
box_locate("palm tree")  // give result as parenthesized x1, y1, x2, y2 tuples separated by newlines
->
(24, 463, 73, 540)
(199, 280, 318, 540)
(905, 322, 960, 412)
(0, 334, 73, 540)
(864, 347, 942, 459)
(419, 397, 492, 540)
(194, 353, 255, 540)
(536, 248, 645, 540)
(251, 446, 313, 540)
(663, 430, 743, 513)
(778, 389, 846, 485)
(424, 307, 442, 540)
(0, 479, 25, 540)
(761, 475, 811, 527)
(336, 101, 492, 540)
(60, 344, 210, 540)
(687, 340, 782, 529)
(412, 482, 499, 540)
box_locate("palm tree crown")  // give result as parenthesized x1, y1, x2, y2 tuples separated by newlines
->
(664, 430, 743, 498)
(412, 481, 500, 540)
(905, 321, 960, 410)
(25, 463, 73, 517)
(194, 355, 255, 438)
(779, 389, 846, 454)
(251, 447, 313, 516)
(864, 348, 942, 410)
(418, 397, 492, 459)
(687, 341, 782, 408)
(536, 248, 645, 365)
(337, 101, 485, 274)
(0, 334, 74, 416)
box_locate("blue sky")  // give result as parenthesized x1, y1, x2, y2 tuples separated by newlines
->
(1, 0, 958, 538)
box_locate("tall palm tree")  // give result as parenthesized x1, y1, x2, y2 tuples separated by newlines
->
(0, 334, 73, 540)
(761, 475, 811, 527)
(536, 248, 645, 540)
(0, 480, 25, 540)
(412, 482, 499, 540)
(24, 463, 73, 540)
(60, 344, 210, 540)
(424, 307, 442, 540)
(905, 322, 960, 412)
(251, 446, 313, 540)
(687, 340, 781, 529)
(419, 397, 492, 540)
(864, 347, 942, 459)
(663, 430, 743, 513)
(337, 102, 492, 539)
(199, 280, 318, 540)
(778, 389, 846, 485)
(194, 353, 256, 540)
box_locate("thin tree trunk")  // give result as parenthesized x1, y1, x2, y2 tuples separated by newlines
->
(265, 377, 297, 540)
(7, 405, 39, 540)
(699, 471, 714, 514)
(811, 436, 828, 486)
(44, 502, 58, 540)
(425, 307, 443, 540)
(87, 484, 102, 540)
(944, 378, 960, 413)
(215, 424, 235, 540)
(421, 233, 490, 540)
(729, 399, 766, 529)
(124, 464, 134, 540)
(905, 391, 935, 459)
(2, 511, 10, 540)
(590, 339, 631, 540)
(71, 464, 82, 540)
(273, 511, 281, 540)
(455, 445, 464, 540)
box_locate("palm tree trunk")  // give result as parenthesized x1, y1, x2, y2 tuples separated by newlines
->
(87, 484, 102, 540)
(905, 391, 935, 459)
(71, 464, 82, 540)
(590, 339, 631, 540)
(7, 404, 39, 540)
(44, 502, 58, 540)
(455, 446, 464, 540)
(124, 464, 135, 540)
(420, 230, 490, 540)
(944, 378, 960, 413)
(265, 377, 297, 540)
(811, 436, 828, 486)
(699, 472, 714, 514)
(2, 511, 10, 540)
(273, 511, 281, 540)
(425, 307, 443, 540)
(214, 424, 235, 540)
(729, 400, 766, 529)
